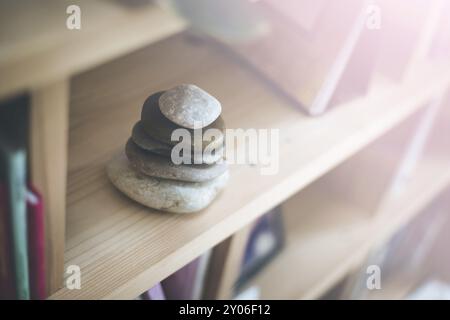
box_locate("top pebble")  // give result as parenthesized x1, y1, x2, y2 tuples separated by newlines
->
(158, 84, 222, 129)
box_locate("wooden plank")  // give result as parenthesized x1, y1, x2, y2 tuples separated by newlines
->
(0, 1, 186, 99)
(203, 224, 252, 299)
(30, 79, 69, 295)
(49, 34, 450, 299)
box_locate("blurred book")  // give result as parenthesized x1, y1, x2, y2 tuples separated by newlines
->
(0, 184, 15, 299)
(228, 0, 373, 116)
(339, 199, 447, 299)
(27, 186, 46, 300)
(141, 282, 166, 300)
(191, 248, 211, 300)
(161, 249, 211, 300)
(0, 94, 30, 300)
(235, 206, 284, 291)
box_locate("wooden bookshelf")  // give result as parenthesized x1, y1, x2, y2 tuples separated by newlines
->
(2, 1, 449, 301)
(46, 32, 450, 299)
(0, 0, 186, 99)
(0, 0, 186, 295)
(239, 103, 450, 299)
(240, 152, 450, 299)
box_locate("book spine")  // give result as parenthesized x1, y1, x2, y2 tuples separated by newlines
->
(27, 186, 46, 300)
(8, 151, 30, 300)
(192, 249, 212, 300)
(0, 184, 15, 299)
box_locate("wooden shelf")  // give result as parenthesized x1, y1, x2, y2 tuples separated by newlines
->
(0, 0, 186, 99)
(49, 33, 450, 299)
(1, 0, 186, 293)
(241, 153, 450, 299)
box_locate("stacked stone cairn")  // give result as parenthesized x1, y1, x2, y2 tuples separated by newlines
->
(107, 84, 229, 213)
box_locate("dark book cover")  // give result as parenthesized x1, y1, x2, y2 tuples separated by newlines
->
(0, 94, 30, 300)
(235, 206, 284, 290)
(0, 183, 15, 299)
(161, 249, 211, 300)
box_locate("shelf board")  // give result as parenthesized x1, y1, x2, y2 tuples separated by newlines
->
(0, 0, 186, 99)
(50, 33, 450, 299)
(242, 154, 450, 299)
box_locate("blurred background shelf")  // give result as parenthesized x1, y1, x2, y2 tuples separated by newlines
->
(0, 0, 186, 99)
(2, 0, 450, 301)
(47, 33, 450, 299)
(240, 153, 450, 299)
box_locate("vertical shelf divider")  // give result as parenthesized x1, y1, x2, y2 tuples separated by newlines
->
(30, 79, 69, 296)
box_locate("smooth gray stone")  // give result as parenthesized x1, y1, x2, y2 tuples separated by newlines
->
(159, 84, 221, 129)
(125, 139, 227, 182)
(131, 120, 224, 165)
(107, 153, 229, 213)
(131, 121, 172, 156)
(140, 91, 225, 151)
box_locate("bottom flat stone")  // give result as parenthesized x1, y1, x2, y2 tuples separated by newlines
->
(107, 152, 229, 213)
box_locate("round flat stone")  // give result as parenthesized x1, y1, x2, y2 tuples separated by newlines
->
(132, 120, 225, 165)
(159, 84, 221, 129)
(131, 121, 172, 156)
(126, 139, 227, 182)
(107, 152, 229, 214)
(141, 91, 225, 151)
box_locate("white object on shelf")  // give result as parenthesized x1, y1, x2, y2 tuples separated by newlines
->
(408, 280, 450, 300)
(234, 286, 261, 300)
